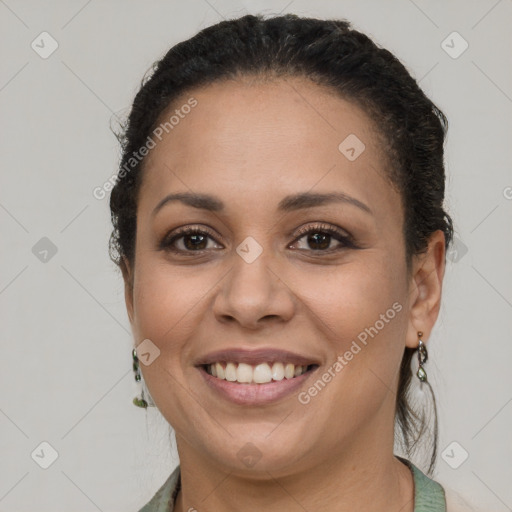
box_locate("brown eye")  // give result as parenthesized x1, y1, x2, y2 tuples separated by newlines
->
(159, 222, 357, 256)
(290, 223, 356, 253)
(300, 232, 333, 250)
(160, 226, 222, 254)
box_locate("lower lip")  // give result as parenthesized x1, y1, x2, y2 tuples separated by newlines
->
(197, 365, 318, 405)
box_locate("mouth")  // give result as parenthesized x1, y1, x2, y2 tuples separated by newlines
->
(194, 348, 321, 405)
(197, 361, 319, 407)
(201, 361, 319, 384)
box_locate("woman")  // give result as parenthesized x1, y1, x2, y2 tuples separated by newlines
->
(109, 13, 476, 512)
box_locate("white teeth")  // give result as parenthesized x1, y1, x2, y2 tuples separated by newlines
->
(215, 362, 225, 379)
(271, 362, 285, 381)
(253, 363, 272, 384)
(284, 363, 295, 379)
(236, 363, 253, 383)
(205, 361, 312, 384)
(225, 362, 237, 382)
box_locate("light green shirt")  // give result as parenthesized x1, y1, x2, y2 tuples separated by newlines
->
(138, 457, 446, 511)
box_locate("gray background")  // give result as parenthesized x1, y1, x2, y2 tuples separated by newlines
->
(1, 0, 511, 510)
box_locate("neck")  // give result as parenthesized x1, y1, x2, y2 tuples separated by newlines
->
(174, 422, 414, 512)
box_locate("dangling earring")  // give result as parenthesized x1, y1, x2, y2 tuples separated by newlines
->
(132, 348, 149, 408)
(416, 331, 428, 382)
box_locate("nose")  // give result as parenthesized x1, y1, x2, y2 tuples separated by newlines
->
(212, 248, 296, 330)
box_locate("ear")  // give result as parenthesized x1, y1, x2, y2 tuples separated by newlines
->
(120, 255, 135, 326)
(405, 230, 446, 349)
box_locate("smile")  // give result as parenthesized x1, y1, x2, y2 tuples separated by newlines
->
(198, 362, 319, 406)
(204, 361, 317, 384)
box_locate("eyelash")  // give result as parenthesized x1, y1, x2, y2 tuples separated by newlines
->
(160, 223, 357, 256)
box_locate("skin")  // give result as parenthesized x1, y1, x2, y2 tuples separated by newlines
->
(122, 76, 446, 512)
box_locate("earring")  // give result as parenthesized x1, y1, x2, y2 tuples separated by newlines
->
(132, 348, 149, 408)
(416, 331, 428, 383)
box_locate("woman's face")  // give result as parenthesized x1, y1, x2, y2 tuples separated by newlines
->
(123, 77, 442, 476)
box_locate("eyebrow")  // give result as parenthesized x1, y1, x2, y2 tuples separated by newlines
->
(151, 191, 373, 217)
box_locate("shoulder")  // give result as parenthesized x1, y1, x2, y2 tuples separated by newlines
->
(410, 463, 484, 512)
(137, 465, 181, 512)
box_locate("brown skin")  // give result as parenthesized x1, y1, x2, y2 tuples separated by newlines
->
(122, 77, 446, 512)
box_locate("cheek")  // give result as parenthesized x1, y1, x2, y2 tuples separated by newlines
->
(131, 261, 205, 420)
(294, 255, 405, 339)
(294, 254, 408, 396)
(132, 259, 212, 342)
(292, 259, 407, 423)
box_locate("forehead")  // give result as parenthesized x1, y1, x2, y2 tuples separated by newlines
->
(138, 77, 400, 221)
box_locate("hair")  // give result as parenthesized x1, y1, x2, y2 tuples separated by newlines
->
(109, 13, 453, 475)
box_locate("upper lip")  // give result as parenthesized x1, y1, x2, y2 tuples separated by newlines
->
(194, 348, 321, 367)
